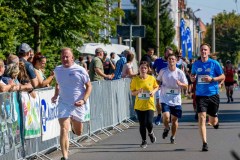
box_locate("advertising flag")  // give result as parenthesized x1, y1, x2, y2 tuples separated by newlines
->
(185, 27, 193, 59)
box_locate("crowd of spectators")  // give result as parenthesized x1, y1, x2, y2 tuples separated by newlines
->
(0, 43, 140, 94)
(0, 43, 54, 95)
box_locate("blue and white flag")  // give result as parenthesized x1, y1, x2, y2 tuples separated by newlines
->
(180, 18, 186, 57)
(185, 27, 193, 59)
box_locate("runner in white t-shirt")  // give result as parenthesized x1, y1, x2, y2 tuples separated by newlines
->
(51, 48, 92, 160)
(157, 54, 188, 144)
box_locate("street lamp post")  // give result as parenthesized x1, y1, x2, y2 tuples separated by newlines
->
(192, 8, 201, 56)
(198, 30, 204, 56)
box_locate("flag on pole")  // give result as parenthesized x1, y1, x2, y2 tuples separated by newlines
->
(180, 18, 186, 57)
(185, 27, 193, 59)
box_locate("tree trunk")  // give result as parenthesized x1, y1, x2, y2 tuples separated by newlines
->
(34, 23, 41, 53)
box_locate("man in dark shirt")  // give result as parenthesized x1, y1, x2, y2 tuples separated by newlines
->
(141, 48, 154, 73)
(18, 43, 38, 88)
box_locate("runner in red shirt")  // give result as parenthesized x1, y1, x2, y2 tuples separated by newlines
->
(224, 60, 235, 103)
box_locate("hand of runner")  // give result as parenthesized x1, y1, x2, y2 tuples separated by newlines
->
(74, 100, 85, 107)
(176, 80, 182, 86)
(149, 90, 155, 97)
(51, 95, 58, 103)
(138, 88, 143, 94)
(202, 75, 212, 82)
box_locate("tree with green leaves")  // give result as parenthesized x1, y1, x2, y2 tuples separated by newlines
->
(128, 0, 176, 55)
(204, 11, 240, 65)
(0, 0, 124, 76)
(0, 0, 124, 55)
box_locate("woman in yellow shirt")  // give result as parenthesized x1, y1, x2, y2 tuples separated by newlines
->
(130, 61, 159, 148)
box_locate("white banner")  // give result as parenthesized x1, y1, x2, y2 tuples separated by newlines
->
(38, 89, 60, 141)
(20, 92, 41, 139)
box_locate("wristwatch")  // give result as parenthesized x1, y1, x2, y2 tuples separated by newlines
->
(82, 99, 86, 104)
(211, 77, 214, 82)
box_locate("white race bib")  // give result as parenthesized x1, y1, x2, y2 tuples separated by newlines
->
(198, 75, 209, 84)
(138, 92, 150, 100)
(166, 89, 179, 95)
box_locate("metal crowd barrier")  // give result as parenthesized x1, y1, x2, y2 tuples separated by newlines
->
(0, 78, 134, 160)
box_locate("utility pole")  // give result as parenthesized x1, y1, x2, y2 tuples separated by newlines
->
(118, 1, 122, 45)
(212, 17, 216, 53)
(156, 0, 160, 57)
(136, 0, 142, 62)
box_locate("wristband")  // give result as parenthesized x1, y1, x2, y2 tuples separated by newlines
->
(82, 99, 86, 104)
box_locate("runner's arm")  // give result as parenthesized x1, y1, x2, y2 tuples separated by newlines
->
(212, 74, 225, 82)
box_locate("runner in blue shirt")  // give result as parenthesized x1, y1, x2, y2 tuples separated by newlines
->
(152, 46, 173, 126)
(191, 43, 225, 152)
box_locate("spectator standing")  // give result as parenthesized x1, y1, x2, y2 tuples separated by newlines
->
(89, 48, 112, 81)
(18, 43, 38, 88)
(112, 49, 130, 80)
(102, 51, 115, 76)
(3, 54, 33, 92)
(51, 48, 92, 160)
(0, 59, 16, 92)
(27, 49, 35, 63)
(109, 52, 116, 74)
(86, 55, 92, 71)
(122, 53, 137, 78)
(78, 56, 87, 71)
(32, 53, 54, 88)
(130, 61, 159, 148)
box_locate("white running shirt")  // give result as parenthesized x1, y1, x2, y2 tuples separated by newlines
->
(157, 67, 188, 106)
(54, 63, 90, 105)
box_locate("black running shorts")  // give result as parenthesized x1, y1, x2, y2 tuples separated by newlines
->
(224, 82, 234, 87)
(196, 94, 219, 117)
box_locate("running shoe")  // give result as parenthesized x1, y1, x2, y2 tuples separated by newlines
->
(149, 132, 156, 143)
(61, 157, 68, 160)
(227, 99, 230, 103)
(170, 136, 175, 144)
(202, 143, 208, 151)
(154, 115, 161, 125)
(140, 140, 147, 148)
(213, 122, 219, 129)
(162, 127, 170, 139)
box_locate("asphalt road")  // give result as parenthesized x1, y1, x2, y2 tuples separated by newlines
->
(51, 90, 240, 160)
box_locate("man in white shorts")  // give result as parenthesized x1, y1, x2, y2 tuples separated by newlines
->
(157, 54, 188, 144)
(52, 48, 92, 160)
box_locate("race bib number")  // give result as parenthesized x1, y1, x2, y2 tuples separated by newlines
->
(138, 92, 150, 100)
(198, 75, 209, 84)
(166, 89, 179, 95)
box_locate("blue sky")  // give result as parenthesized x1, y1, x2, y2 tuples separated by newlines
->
(187, 0, 240, 24)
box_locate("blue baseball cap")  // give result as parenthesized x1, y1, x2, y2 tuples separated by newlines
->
(18, 43, 32, 54)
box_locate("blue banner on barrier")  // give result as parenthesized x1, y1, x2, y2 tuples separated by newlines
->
(185, 27, 193, 59)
